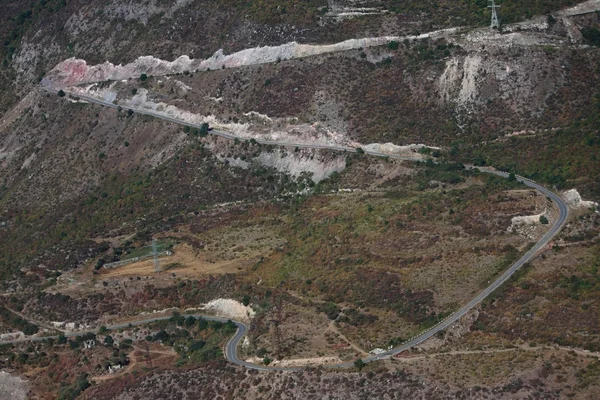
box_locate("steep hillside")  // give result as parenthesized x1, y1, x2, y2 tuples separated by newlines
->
(0, 0, 587, 111)
(0, 1, 599, 399)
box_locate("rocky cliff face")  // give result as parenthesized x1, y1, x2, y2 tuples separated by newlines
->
(3, 3, 599, 215)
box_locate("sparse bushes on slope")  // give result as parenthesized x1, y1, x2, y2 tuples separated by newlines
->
(0, 306, 38, 335)
(581, 27, 600, 47)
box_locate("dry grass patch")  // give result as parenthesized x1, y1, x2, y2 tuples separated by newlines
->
(101, 224, 286, 279)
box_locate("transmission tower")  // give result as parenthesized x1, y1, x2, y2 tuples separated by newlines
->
(270, 298, 284, 356)
(152, 239, 161, 273)
(488, 0, 500, 29)
(145, 342, 154, 369)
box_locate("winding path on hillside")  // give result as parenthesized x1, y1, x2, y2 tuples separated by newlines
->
(0, 86, 569, 372)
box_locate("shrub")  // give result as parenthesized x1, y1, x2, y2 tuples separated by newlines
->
(354, 358, 365, 371)
(199, 122, 209, 137)
(317, 302, 340, 320)
(256, 348, 267, 357)
(581, 27, 600, 47)
(539, 215, 549, 224)
(198, 318, 208, 331)
(242, 295, 250, 306)
(95, 259, 105, 270)
(189, 340, 206, 352)
(57, 90, 65, 97)
(387, 41, 399, 50)
(170, 312, 185, 326)
(139, 73, 148, 81)
(472, 155, 486, 166)
(58, 374, 90, 400)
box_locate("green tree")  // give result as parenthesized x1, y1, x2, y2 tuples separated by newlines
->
(170, 311, 185, 326)
(197, 317, 208, 331)
(354, 358, 366, 371)
(242, 295, 250, 306)
(224, 320, 237, 334)
(199, 122, 209, 137)
(581, 27, 600, 47)
(57, 90, 66, 97)
(140, 73, 148, 81)
(473, 155, 486, 166)
(539, 215, 549, 224)
(189, 340, 206, 352)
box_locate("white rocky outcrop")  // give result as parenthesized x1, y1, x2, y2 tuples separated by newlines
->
(0, 331, 25, 341)
(438, 55, 483, 109)
(42, 29, 457, 87)
(69, 85, 360, 149)
(563, 189, 598, 209)
(363, 143, 437, 158)
(508, 210, 549, 239)
(218, 149, 346, 183)
(255, 149, 346, 183)
(0, 371, 29, 400)
(508, 213, 546, 228)
(203, 299, 255, 323)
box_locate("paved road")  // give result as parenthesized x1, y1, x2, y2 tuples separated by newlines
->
(42, 87, 424, 163)
(6, 86, 568, 371)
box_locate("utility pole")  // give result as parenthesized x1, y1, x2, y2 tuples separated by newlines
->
(145, 343, 154, 369)
(270, 298, 283, 355)
(152, 239, 160, 273)
(488, 0, 501, 30)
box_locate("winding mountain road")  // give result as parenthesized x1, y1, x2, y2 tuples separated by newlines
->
(3, 86, 569, 372)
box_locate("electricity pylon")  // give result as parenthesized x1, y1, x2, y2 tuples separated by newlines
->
(489, 0, 500, 30)
(152, 239, 160, 273)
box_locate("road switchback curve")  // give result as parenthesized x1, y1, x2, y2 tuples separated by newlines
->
(2, 86, 569, 371)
